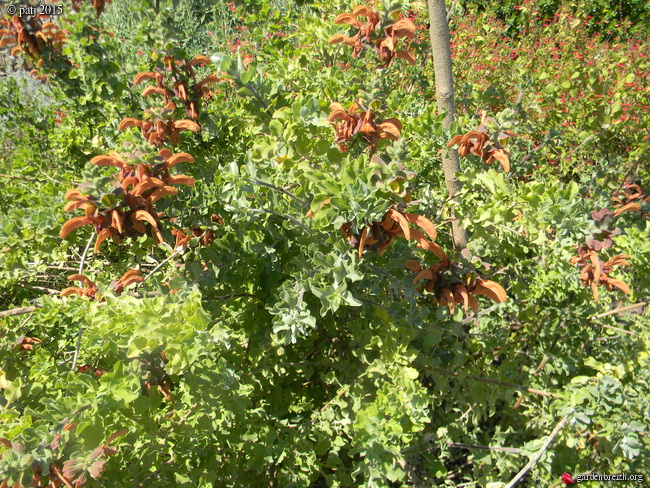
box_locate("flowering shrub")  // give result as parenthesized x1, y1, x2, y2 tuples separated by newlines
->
(0, 1, 648, 487)
(447, 3, 650, 179)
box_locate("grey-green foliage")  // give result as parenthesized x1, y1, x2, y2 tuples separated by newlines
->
(0, 56, 54, 134)
(100, 0, 239, 60)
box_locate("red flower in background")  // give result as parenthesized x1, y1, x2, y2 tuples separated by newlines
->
(561, 473, 575, 484)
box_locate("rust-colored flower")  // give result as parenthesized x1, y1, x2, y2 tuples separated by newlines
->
(60, 269, 144, 299)
(570, 248, 630, 302)
(61, 149, 195, 251)
(0, 15, 69, 81)
(611, 183, 648, 217)
(131, 55, 223, 122)
(171, 226, 215, 250)
(341, 208, 446, 260)
(407, 259, 507, 313)
(61, 429, 124, 486)
(71, 0, 113, 17)
(60, 273, 100, 299)
(118, 111, 200, 147)
(329, 5, 416, 67)
(448, 113, 514, 172)
(328, 101, 401, 153)
(15, 336, 42, 351)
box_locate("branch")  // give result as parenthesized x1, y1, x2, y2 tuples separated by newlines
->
(38, 404, 93, 449)
(365, 263, 400, 282)
(447, 443, 523, 455)
(79, 233, 95, 275)
(70, 320, 84, 372)
(592, 302, 646, 319)
(0, 305, 39, 318)
(461, 304, 497, 325)
(144, 249, 183, 280)
(592, 322, 636, 336)
(253, 208, 314, 235)
(242, 82, 269, 110)
(207, 292, 263, 301)
(17, 284, 60, 295)
(446, 0, 458, 21)
(428, 0, 468, 249)
(431, 367, 558, 398)
(505, 416, 568, 488)
(244, 178, 309, 208)
(0, 173, 47, 183)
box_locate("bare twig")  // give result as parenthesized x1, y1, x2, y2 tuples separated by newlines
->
(43, 265, 79, 271)
(244, 178, 309, 208)
(446, 0, 458, 21)
(533, 355, 548, 376)
(505, 416, 568, 488)
(242, 82, 269, 110)
(70, 321, 85, 372)
(592, 302, 646, 319)
(253, 208, 314, 236)
(17, 284, 60, 295)
(0, 305, 39, 318)
(38, 404, 93, 449)
(447, 443, 523, 455)
(52, 465, 74, 488)
(207, 292, 263, 301)
(365, 263, 400, 283)
(18, 313, 35, 330)
(0, 173, 47, 183)
(79, 233, 95, 275)
(432, 367, 558, 398)
(593, 322, 636, 336)
(144, 250, 182, 281)
(461, 305, 497, 325)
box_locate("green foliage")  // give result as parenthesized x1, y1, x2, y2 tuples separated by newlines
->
(1, 0, 648, 486)
(459, 0, 650, 38)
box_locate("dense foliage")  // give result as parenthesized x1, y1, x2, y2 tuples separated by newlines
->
(1, 0, 648, 486)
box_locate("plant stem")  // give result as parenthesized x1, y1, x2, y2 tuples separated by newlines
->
(79, 233, 96, 275)
(592, 301, 646, 319)
(428, 0, 468, 250)
(505, 416, 568, 487)
(144, 249, 182, 281)
(244, 178, 309, 207)
(431, 367, 558, 398)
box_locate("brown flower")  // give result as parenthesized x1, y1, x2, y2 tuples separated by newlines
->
(570, 249, 630, 302)
(407, 259, 507, 313)
(329, 6, 416, 66)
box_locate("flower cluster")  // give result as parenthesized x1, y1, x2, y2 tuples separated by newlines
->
(61, 149, 195, 250)
(448, 113, 514, 172)
(119, 112, 200, 148)
(328, 101, 401, 153)
(328, 5, 416, 67)
(71, 0, 112, 17)
(611, 182, 649, 217)
(406, 258, 507, 313)
(340, 208, 446, 260)
(0, 14, 68, 80)
(131, 55, 223, 121)
(570, 249, 630, 302)
(569, 181, 644, 302)
(171, 214, 222, 250)
(61, 269, 144, 299)
(0, 15, 67, 58)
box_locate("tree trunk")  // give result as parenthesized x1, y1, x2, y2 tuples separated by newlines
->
(427, 0, 468, 250)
